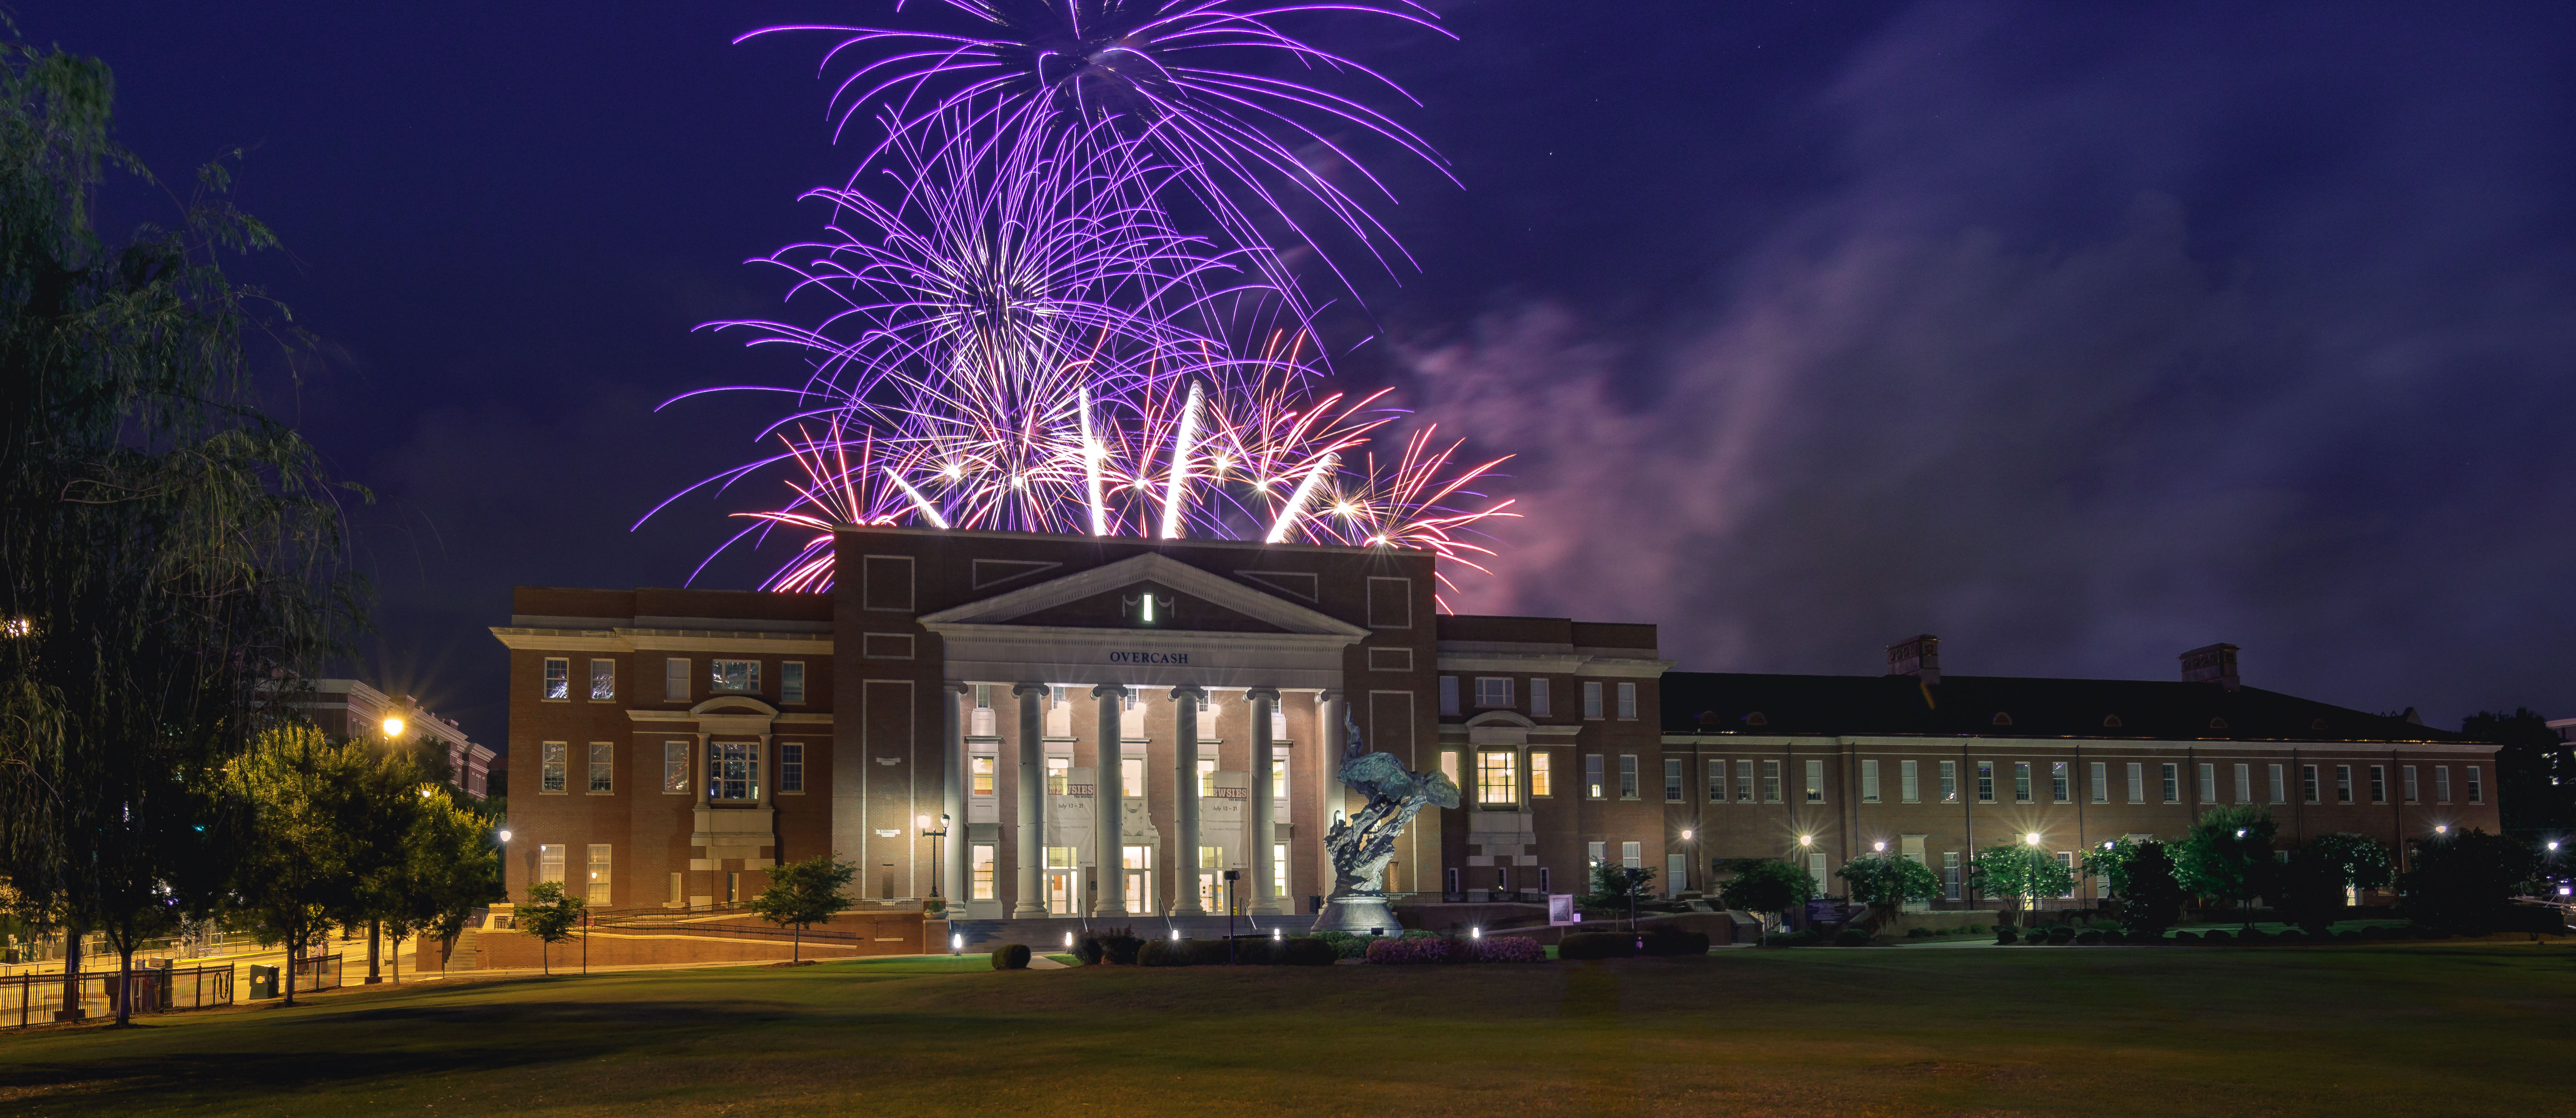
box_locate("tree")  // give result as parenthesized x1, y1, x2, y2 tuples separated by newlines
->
(1716, 859, 1816, 944)
(2080, 838, 2142, 897)
(2117, 841, 2188, 938)
(0, 33, 356, 1024)
(519, 881, 585, 975)
(378, 787, 500, 979)
(221, 726, 365, 1006)
(749, 854, 856, 962)
(1579, 861, 1657, 929)
(1969, 844, 2074, 919)
(2460, 709, 2575, 840)
(2399, 829, 2538, 933)
(336, 733, 430, 986)
(1835, 853, 1941, 916)
(2173, 806, 2276, 924)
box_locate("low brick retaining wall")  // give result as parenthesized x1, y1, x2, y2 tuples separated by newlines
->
(467, 913, 925, 969)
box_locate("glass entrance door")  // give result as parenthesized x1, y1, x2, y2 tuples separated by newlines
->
(1044, 845, 1079, 916)
(1122, 845, 1152, 915)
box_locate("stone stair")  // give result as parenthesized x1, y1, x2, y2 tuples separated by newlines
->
(945, 913, 1325, 954)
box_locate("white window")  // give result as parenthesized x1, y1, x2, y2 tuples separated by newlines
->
(1763, 760, 1782, 803)
(2127, 761, 2144, 804)
(1583, 681, 1604, 720)
(1529, 678, 1552, 717)
(662, 741, 690, 793)
(1586, 755, 1605, 800)
(1046, 757, 1070, 796)
(587, 844, 612, 906)
(541, 742, 567, 793)
(1477, 751, 1520, 805)
(668, 872, 682, 905)
(2302, 764, 2320, 804)
(1807, 852, 1827, 895)
(1271, 706, 1288, 742)
(2437, 765, 2454, 803)
(1587, 840, 1606, 867)
(1738, 759, 1755, 803)
(781, 742, 805, 793)
(1531, 751, 1552, 797)
(781, 661, 806, 704)
(1273, 843, 1288, 899)
(2012, 761, 2031, 803)
(1861, 759, 1880, 803)
(664, 657, 689, 702)
(2161, 763, 2180, 804)
(2335, 764, 2354, 804)
(1707, 758, 1726, 802)
(2467, 765, 2482, 804)
(1664, 757, 1684, 802)
(1977, 762, 1995, 803)
(2234, 763, 2251, 804)
(1126, 756, 1149, 798)
(2050, 761, 2070, 803)
(2270, 763, 2287, 804)
(970, 844, 996, 900)
(589, 659, 615, 701)
(1667, 853, 1689, 892)
(2054, 851, 2075, 899)
(1942, 851, 1961, 900)
(1900, 759, 1920, 803)
(1805, 759, 1825, 803)
(1619, 755, 1639, 800)
(2403, 765, 2419, 803)
(587, 743, 613, 793)
(708, 741, 761, 801)
(1938, 760, 1957, 803)
(1196, 757, 1217, 797)
(2369, 765, 2387, 803)
(711, 659, 759, 694)
(1616, 682, 1637, 720)
(537, 844, 565, 885)
(1439, 750, 1461, 789)
(2089, 761, 2107, 803)
(1473, 676, 1514, 708)
(1621, 841, 1642, 870)
(973, 755, 998, 797)
(543, 658, 570, 700)
(2198, 763, 2216, 803)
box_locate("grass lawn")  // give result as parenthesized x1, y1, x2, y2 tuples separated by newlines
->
(5, 943, 2573, 1115)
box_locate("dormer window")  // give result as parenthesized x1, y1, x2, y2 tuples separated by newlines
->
(1743, 712, 1768, 726)
(1126, 591, 1172, 626)
(1991, 712, 2013, 726)
(2208, 717, 2229, 730)
(2103, 715, 2123, 728)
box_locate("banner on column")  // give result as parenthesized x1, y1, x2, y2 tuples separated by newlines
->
(1046, 766, 1096, 869)
(1199, 770, 1248, 870)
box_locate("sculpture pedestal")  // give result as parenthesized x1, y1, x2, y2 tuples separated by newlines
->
(1312, 894, 1401, 935)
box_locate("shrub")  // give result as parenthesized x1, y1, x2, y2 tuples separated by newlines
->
(1994, 926, 2019, 945)
(1558, 932, 1633, 960)
(2336, 929, 2362, 942)
(1906, 926, 1931, 938)
(2201, 929, 2233, 944)
(1365, 935, 1459, 964)
(2236, 928, 2271, 945)
(1831, 929, 1871, 947)
(2076, 929, 2104, 945)
(2360, 924, 2398, 940)
(990, 943, 1030, 970)
(1075, 926, 1144, 965)
(1137, 939, 1193, 967)
(1966, 924, 1988, 934)
(1768, 929, 1820, 947)
(1311, 930, 1374, 959)
(2045, 925, 2075, 944)
(2170, 930, 2199, 943)
(1641, 927, 1711, 956)
(1473, 935, 1548, 963)
(1282, 937, 1338, 966)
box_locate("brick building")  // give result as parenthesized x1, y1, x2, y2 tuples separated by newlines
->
(493, 529, 2497, 917)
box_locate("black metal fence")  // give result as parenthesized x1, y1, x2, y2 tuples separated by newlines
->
(1, 963, 239, 1029)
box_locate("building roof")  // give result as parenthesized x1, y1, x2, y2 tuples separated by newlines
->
(1660, 671, 2462, 744)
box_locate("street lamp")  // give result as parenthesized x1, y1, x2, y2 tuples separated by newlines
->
(2023, 832, 2041, 846)
(381, 716, 404, 738)
(2436, 825, 2450, 835)
(1872, 840, 1886, 853)
(496, 829, 512, 844)
(1797, 835, 1813, 848)
(917, 814, 951, 901)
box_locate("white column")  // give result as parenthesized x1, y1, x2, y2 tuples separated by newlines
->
(1170, 684, 1207, 915)
(1010, 682, 1046, 919)
(1317, 690, 1345, 902)
(1248, 686, 1282, 915)
(941, 682, 966, 907)
(1092, 683, 1128, 918)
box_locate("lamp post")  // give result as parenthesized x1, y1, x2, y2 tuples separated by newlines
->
(917, 813, 951, 903)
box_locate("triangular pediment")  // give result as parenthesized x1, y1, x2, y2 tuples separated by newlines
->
(918, 552, 1368, 638)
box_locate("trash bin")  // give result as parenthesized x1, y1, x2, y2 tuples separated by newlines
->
(247, 964, 278, 999)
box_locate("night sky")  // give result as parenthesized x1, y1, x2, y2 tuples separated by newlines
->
(42, 2, 2576, 745)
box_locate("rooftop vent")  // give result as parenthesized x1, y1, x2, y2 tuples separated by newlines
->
(2180, 643, 2240, 691)
(1886, 634, 1940, 685)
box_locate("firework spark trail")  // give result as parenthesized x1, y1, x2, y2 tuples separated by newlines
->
(741, 0, 1457, 308)
(653, 3, 1515, 605)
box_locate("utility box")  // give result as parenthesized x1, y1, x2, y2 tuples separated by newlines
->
(247, 964, 278, 999)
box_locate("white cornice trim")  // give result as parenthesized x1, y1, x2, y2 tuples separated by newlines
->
(1434, 649, 1672, 678)
(918, 552, 1368, 637)
(1656, 732, 2498, 754)
(489, 626, 832, 655)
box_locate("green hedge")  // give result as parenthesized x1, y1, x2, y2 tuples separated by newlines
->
(990, 943, 1030, 970)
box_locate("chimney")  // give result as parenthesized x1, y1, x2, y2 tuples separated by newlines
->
(2180, 643, 2241, 691)
(1886, 634, 1940, 685)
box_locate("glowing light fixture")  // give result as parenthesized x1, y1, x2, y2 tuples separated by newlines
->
(1797, 835, 1813, 848)
(1872, 840, 1886, 853)
(2024, 832, 2042, 846)
(497, 829, 512, 843)
(381, 716, 405, 738)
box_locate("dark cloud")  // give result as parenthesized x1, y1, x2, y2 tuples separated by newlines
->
(1409, 1, 2576, 724)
